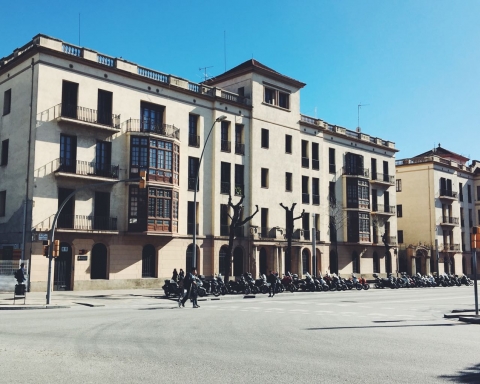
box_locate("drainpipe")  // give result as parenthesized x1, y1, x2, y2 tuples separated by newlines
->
(22, 58, 35, 280)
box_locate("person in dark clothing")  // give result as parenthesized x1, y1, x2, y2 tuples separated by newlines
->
(179, 269, 185, 280)
(180, 267, 198, 307)
(268, 270, 277, 297)
(15, 263, 26, 285)
(172, 268, 178, 282)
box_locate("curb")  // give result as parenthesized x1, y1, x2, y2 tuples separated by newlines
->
(0, 305, 70, 310)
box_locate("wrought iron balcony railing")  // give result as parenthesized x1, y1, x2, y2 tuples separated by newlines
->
(57, 215, 118, 231)
(440, 216, 459, 225)
(302, 193, 310, 204)
(188, 134, 200, 147)
(221, 140, 231, 152)
(371, 172, 395, 184)
(235, 143, 245, 155)
(221, 182, 230, 195)
(123, 118, 180, 139)
(48, 103, 121, 129)
(301, 157, 309, 168)
(312, 194, 320, 205)
(312, 159, 320, 170)
(55, 159, 119, 179)
(342, 166, 370, 178)
(439, 189, 458, 199)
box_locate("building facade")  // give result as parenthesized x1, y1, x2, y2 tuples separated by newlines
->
(396, 145, 480, 276)
(0, 34, 397, 291)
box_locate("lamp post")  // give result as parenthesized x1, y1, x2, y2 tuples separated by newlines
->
(192, 115, 227, 269)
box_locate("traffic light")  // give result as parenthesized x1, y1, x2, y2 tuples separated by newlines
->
(53, 240, 60, 258)
(139, 170, 147, 189)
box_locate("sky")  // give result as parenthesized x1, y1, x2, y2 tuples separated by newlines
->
(1, 0, 478, 160)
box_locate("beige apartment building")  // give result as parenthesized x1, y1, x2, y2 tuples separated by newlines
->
(396, 145, 480, 276)
(0, 34, 398, 292)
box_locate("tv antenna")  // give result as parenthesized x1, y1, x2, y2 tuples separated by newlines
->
(357, 103, 369, 131)
(199, 66, 214, 82)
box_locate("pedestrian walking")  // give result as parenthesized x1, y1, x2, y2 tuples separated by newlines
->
(180, 267, 198, 308)
(179, 268, 185, 280)
(268, 270, 277, 297)
(172, 268, 178, 282)
(14, 263, 26, 285)
(191, 275, 200, 308)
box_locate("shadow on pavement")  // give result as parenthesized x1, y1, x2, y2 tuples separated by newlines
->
(439, 363, 480, 383)
(305, 323, 464, 330)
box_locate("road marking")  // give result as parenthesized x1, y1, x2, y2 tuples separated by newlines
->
(315, 310, 333, 313)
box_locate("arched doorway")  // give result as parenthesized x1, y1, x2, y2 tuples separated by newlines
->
(91, 243, 108, 280)
(142, 244, 156, 278)
(352, 251, 359, 274)
(186, 244, 200, 272)
(329, 250, 338, 274)
(302, 249, 310, 275)
(219, 246, 228, 276)
(385, 252, 392, 274)
(373, 252, 380, 274)
(233, 247, 243, 276)
(54, 242, 72, 290)
(259, 248, 267, 275)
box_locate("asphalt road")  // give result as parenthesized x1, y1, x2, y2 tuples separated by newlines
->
(0, 286, 478, 383)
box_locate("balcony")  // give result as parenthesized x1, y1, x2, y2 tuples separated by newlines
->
(342, 167, 370, 178)
(440, 243, 461, 252)
(58, 215, 118, 231)
(370, 172, 395, 186)
(221, 140, 231, 153)
(373, 204, 395, 215)
(54, 159, 119, 180)
(188, 134, 200, 147)
(123, 119, 180, 140)
(259, 227, 277, 239)
(312, 194, 320, 205)
(41, 103, 120, 132)
(439, 189, 458, 200)
(187, 223, 199, 235)
(302, 157, 309, 168)
(439, 216, 459, 226)
(235, 143, 245, 155)
(312, 159, 319, 170)
(235, 184, 244, 196)
(302, 193, 310, 204)
(221, 182, 230, 195)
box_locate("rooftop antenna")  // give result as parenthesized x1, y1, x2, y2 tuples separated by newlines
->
(357, 102, 369, 131)
(199, 66, 214, 82)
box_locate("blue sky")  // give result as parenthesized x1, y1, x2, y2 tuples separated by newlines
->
(1, 0, 478, 159)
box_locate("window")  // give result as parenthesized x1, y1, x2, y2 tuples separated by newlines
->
(61, 81, 78, 118)
(221, 121, 230, 152)
(312, 178, 319, 205)
(329, 148, 335, 174)
(469, 209, 473, 227)
(96, 140, 112, 177)
(235, 164, 244, 196)
(3, 89, 11, 116)
(346, 179, 370, 209)
(188, 157, 199, 191)
(347, 211, 370, 243)
(264, 86, 289, 109)
(398, 230, 404, 244)
(459, 183, 463, 201)
(235, 124, 244, 155)
(286, 172, 292, 192)
(147, 139, 178, 184)
(397, 204, 403, 218)
(344, 152, 365, 176)
(261, 128, 269, 148)
(384, 191, 390, 212)
(477, 186, 480, 201)
(1, 139, 9, 166)
(468, 185, 472, 203)
(0, 190, 5, 217)
(220, 162, 231, 195)
(329, 181, 336, 206)
(372, 189, 378, 211)
(371, 158, 377, 180)
(312, 143, 319, 170)
(147, 187, 177, 232)
(220, 204, 229, 236)
(285, 135, 292, 154)
(301, 140, 309, 168)
(97, 89, 113, 126)
(188, 114, 199, 147)
(302, 176, 309, 204)
(141, 101, 164, 132)
(261, 168, 269, 188)
(461, 208, 465, 227)
(383, 161, 389, 182)
(60, 134, 77, 173)
(187, 201, 197, 235)
(302, 249, 309, 275)
(237, 87, 245, 97)
(396, 179, 402, 192)
(130, 137, 148, 174)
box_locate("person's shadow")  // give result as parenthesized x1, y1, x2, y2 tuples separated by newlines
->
(439, 363, 480, 383)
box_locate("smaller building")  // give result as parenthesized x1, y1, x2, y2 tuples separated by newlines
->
(396, 145, 479, 276)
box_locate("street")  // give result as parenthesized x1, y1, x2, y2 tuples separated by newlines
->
(0, 286, 478, 383)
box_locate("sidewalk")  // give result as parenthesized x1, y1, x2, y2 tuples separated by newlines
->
(0, 288, 173, 310)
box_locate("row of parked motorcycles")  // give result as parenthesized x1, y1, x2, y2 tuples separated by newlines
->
(373, 272, 473, 289)
(162, 271, 371, 297)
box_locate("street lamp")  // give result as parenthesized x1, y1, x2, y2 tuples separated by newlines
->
(192, 115, 227, 269)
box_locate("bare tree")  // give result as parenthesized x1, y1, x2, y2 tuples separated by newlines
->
(280, 203, 304, 274)
(224, 194, 258, 282)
